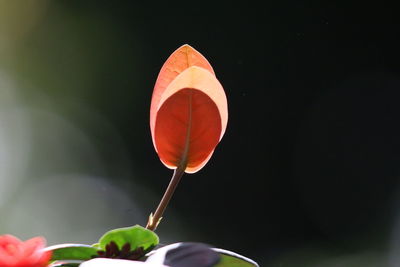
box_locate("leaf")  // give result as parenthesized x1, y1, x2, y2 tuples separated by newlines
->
(45, 243, 98, 261)
(152, 65, 228, 173)
(150, 44, 215, 143)
(91, 243, 100, 249)
(213, 248, 259, 267)
(98, 225, 159, 252)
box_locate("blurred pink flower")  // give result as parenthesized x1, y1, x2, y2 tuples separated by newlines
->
(0, 234, 51, 267)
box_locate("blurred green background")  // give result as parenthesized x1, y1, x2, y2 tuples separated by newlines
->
(1, 1, 400, 266)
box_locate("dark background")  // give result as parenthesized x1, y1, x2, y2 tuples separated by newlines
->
(1, 1, 400, 266)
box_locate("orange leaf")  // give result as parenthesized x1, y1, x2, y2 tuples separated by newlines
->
(150, 47, 228, 173)
(150, 44, 215, 144)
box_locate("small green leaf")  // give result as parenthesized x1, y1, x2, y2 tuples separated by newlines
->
(98, 224, 159, 252)
(45, 244, 98, 261)
(213, 248, 259, 267)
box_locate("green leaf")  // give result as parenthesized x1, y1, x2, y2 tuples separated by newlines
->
(45, 244, 98, 261)
(98, 224, 159, 252)
(213, 248, 259, 267)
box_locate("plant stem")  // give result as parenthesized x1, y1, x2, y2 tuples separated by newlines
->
(146, 166, 185, 231)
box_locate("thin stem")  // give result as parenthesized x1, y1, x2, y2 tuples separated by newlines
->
(146, 166, 185, 231)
